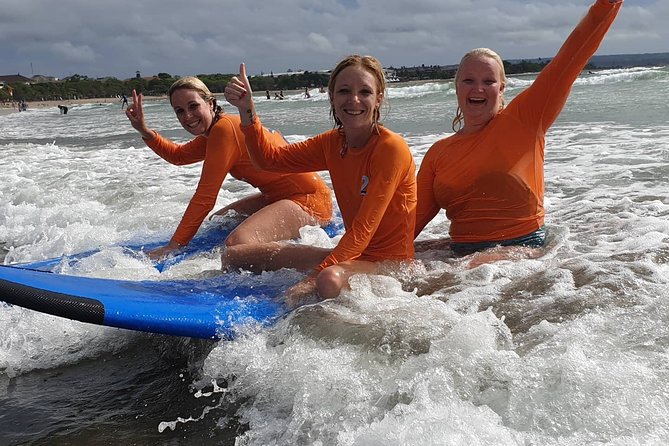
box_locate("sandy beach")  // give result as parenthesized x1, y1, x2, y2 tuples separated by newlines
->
(0, 96, 167, 115)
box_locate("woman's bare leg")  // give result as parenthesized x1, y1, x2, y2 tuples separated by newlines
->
(210, 193, 269, 219)
(222, 242, 331, 273)
(224, 199, 320, 246)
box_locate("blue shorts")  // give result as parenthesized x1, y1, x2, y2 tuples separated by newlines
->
(449, 226, 547, 256)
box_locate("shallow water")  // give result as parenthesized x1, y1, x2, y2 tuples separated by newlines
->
(1, 66, 669, 445)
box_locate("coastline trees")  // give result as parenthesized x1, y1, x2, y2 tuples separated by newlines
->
(1, 59, 589, 103)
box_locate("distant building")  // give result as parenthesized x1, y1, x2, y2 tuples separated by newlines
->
(256, 69, 330, 77)
(0, 74, 33, 84)
(384, 68, 400, 83)
(124, 75, 160, 82)
(31, 74, 59, 83)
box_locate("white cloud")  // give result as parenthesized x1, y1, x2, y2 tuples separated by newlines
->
(0, 0, 666, 79)
(49, 42, 96, 64)
(306, 33, 335, 54)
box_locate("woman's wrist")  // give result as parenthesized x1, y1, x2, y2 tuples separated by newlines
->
(240, 104, 256, 126)
(141, 129, 156, 140)
(167, 239, 185, 249)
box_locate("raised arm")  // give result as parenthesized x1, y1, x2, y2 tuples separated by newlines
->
(513, 0, 624, 131)
(144, 133, 208, 166)
(224, 63, 277, 172)
(225, 63, 327, 173)
(126, 87, 208, 165)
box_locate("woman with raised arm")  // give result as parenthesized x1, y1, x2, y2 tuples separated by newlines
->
(124, 77, 333, 260)
(224, 56, 416, 301)
(415, 0, 623, 262)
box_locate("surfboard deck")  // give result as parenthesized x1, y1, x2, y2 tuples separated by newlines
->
(17, 216, 343, 273)
(15, 218, 242, 273)
(1, 217, 343, 339)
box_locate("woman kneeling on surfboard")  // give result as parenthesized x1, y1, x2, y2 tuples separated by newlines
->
(414, 0, 623, 267)
(124, 78, 333, 260)
(223, 55, 416, 302)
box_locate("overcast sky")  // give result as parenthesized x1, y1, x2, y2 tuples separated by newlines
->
(1, 0, 666, 80)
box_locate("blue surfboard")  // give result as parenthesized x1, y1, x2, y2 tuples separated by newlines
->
(0, 265, 292, 340)
(1, 218, 344, 339)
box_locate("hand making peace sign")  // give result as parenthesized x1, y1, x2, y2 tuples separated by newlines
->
(124, 89, 154, 139)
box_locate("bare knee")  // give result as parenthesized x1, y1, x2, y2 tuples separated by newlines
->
(224, 234, 240, 248)
(221, 245, 244, 270)
(315, 267, 347, 299)
(224, 229, 256, 247)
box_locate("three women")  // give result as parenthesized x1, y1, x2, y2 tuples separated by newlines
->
(128, 0, 624, 300)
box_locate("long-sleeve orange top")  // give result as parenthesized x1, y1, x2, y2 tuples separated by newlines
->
(145, 114, 333, 246)
(415, 0, 622, 243)
(241, 119, 417, 271)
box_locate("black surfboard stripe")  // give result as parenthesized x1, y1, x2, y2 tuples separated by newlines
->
(0, 278, 105, 324)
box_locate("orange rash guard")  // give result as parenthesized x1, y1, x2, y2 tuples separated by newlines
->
(144, 114, 333, 246)
(241, 119, 417, 271)
(415, 0, 622, 243)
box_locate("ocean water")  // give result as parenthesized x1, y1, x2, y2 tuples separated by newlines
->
(1, 66, 669, 445)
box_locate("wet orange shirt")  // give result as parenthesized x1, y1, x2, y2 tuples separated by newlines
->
(242, 119, 417, 270)
(415, 0, 622, 243)
(145, 114, 332, 246)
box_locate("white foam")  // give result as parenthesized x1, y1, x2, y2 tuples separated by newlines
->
(2, 66, 669, 444)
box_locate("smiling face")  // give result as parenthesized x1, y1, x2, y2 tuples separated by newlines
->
(330, 65, 383, 133)
(455, 54, 506, 132)
(170, 88, 215, 136)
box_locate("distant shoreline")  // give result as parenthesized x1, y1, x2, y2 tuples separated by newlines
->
(0, 95, 168, 116)
(0, 89, 312, 116)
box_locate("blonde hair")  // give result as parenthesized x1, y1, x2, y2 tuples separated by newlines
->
(168, 76, 224, 118)
(451, 48, 507, 132)
(328, 54, 388, 132)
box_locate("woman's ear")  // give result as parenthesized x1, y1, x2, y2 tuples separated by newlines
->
(376, 91, 384, 108)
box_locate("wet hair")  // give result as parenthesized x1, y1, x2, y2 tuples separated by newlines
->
(452, 48, 507, 132)
(327, 54, 388, 132)
(168, 76, 224, 119)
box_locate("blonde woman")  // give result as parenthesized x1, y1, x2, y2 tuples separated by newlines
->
(224, 56, 417, 300)
(415, 0, 624, 260)
(124, 77, 333, 259)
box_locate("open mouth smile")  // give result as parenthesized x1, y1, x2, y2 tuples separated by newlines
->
(343, 109, 365, 116)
